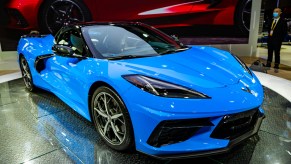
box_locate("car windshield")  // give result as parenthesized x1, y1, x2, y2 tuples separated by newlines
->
(82, 24, 188, 59)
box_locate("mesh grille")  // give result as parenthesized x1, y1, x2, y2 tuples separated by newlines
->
(210, 108, 260, 140)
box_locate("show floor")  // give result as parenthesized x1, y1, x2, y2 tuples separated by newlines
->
(256, 45, 291, 67)
(0, 78, 290, 164)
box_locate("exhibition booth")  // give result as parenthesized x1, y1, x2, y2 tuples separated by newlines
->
(0, 0, 290, 163)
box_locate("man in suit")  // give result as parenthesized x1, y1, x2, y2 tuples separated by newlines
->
(266, 8, 288, 71)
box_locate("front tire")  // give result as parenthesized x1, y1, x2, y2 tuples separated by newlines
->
(91, 86, 134, 151)
(19, 56, 35, 92)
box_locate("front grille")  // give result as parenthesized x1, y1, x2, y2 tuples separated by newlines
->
(210, 108, 260, 140)
(147, 118, 213, 147)
(7, 8, 28, 27)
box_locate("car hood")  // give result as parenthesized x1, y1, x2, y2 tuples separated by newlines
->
(110, 46, 252, 89)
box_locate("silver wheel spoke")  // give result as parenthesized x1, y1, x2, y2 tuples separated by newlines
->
(110, 122, 122, 142)
(97, 101, 104, 111)
(27, 73, 31, 79)
(111, 113, 123, 119)
(103, 94, 108, 112)
(23, 72, 27, 77)
(103, 120, 110, 134)
(94, 107, 108, 118)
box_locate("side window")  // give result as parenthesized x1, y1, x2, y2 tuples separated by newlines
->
(70, 32, 85, 56)
(56, 30, 71, 46)
(56, 29, 86, 57)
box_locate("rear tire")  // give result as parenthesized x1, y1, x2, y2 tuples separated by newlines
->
(39, 0, 92, 34)
(235, 0, 252, 35)
(91, 86, 135, 151)
(19, 56, 35, 92)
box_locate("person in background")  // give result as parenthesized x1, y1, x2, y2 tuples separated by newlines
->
(266, 8, 287, 72)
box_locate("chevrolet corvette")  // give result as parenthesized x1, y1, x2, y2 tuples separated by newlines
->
(17, 22, 264, 158)
(4, 0, 252, 35)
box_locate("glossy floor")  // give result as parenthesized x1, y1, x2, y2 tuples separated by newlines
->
(0, 79, 290, 164)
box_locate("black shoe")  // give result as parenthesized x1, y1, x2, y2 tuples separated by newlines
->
(265, 63, 271, 67)
(265, 64, 271, 70)
(274, 68, 279, 73)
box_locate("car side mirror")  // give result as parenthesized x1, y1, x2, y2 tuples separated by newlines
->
(52, 44, 74, 56)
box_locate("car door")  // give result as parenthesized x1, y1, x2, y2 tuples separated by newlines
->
(43, 28, 91, 108)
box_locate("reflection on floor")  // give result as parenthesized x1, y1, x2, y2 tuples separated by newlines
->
(0, 79, 290, 163)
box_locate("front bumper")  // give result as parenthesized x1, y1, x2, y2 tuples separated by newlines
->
(147, 111, 265, 159)
(121, 80, 264, 157)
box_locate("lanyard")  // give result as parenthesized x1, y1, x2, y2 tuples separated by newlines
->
(271, 19, 279, 30)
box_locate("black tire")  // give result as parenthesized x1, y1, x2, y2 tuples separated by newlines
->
(39, 0, 92, 34)
(91, 86, 135, 151)
(19, 56, 35, 92)
(235, 0, 252, 35)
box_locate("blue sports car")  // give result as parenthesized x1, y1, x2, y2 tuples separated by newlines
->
(17, 22, 265, 158)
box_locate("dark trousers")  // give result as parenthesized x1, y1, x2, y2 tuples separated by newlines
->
(267, 41, 282, 68)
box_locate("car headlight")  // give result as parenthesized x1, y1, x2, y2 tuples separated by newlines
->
(123, 75, 210, 99)
(232, 54, 252, 76)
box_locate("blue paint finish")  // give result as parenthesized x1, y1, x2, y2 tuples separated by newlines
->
(17, 31, 264, 156)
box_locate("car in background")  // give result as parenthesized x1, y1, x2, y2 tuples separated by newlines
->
(258, 32, 291, 47)
(17, 22, 264, 158)
(4, 0, 252, 35)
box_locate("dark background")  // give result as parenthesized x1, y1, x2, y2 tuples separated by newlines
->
(2, 0, 290, 51)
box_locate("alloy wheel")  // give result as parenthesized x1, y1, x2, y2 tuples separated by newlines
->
(45, 0, 85, 34)
(93, 92, 126, 145)
(242, 0, 252, 32)
(20, 57, 33, 91)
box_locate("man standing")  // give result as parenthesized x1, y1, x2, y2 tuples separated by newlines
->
(266, 8, 287, 71)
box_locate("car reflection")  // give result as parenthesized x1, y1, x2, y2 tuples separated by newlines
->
(16, 85, 290, 163)
(25, 89, 163, 163)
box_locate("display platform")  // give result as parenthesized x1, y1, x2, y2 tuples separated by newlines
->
(0, 78, 290, 163)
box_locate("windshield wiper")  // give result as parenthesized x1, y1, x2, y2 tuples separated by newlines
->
(107, 55, 153, 60)
(159, 47, 190, 55)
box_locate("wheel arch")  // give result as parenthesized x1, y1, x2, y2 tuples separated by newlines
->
(88, 81, 125, 121)
(19, 53, 24, 60)
(88, 80, 136, 151)
(18, 53, 27, 64)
